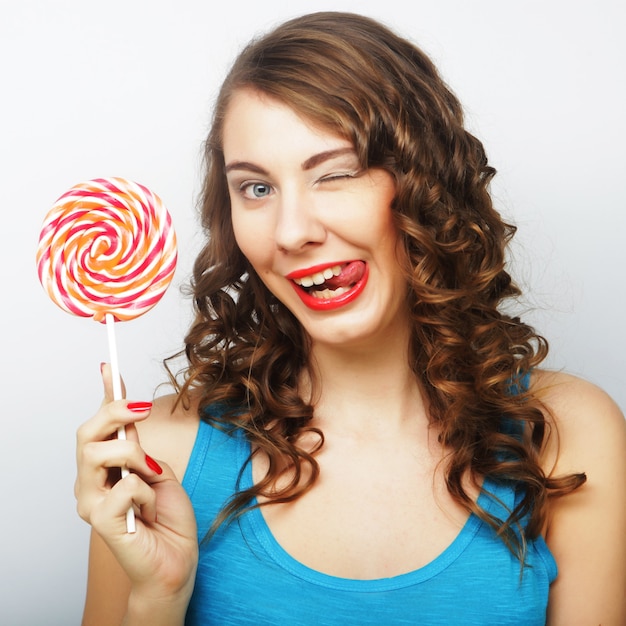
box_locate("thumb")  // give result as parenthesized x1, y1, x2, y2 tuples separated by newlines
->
(100, 362, 127, 404)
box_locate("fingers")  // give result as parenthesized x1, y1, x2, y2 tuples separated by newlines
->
(76, 375, 159, 527)
(100, 362, 127, 404)
(84, 458, 175, 530)
(89, 473, 159, 533)
(76, 439, 169, 525)
(79, 438, 159, 483)
(77, 398, 152, 447)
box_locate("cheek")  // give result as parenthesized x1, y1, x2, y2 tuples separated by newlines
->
(364, 206, 398, 250)
(231, 212, 273, 273)
(231, 209, 254, 256)
(369, 208, 406, 275)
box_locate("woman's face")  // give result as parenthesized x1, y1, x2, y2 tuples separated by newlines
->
(223, 89, 409, 351)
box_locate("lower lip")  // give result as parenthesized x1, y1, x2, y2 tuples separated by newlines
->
(289, 265, 369, 311)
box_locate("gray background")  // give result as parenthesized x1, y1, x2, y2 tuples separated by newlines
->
(1, 0, 624, 623)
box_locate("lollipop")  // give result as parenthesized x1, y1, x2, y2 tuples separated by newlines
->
(37, 177, 178, 532)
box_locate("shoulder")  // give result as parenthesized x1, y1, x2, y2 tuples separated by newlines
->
(135, 392, 201, 481)
(530, 370, 626, 624)
(530, 370, 625, 477)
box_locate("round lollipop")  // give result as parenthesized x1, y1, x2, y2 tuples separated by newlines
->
(37, 176, 177, 323)
(36, 177, 178, 532)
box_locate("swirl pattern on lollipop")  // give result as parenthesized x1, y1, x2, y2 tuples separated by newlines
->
(37, 177, 177, 322)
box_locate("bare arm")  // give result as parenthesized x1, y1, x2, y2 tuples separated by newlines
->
(82, 531, 131, 626)
(77, 368, 200, 625)
(535, 372, 626, 625)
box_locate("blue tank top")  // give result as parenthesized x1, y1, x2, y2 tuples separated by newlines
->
(182, 419, 556, 625)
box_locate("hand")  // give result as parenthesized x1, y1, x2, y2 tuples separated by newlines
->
(75, 365, 198, 614)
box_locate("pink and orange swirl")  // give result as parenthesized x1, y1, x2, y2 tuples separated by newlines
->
(37, 177, 177, 322)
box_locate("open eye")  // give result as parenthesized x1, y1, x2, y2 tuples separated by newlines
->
(241, 182, 272, 199)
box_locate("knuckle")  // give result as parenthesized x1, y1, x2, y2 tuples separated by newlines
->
(75, 499, 91, 523)
(75, 421, 90, 444)
(77, 440, 98, 465)
(88, 506, 106, 531)
(122, 472, 144, 490)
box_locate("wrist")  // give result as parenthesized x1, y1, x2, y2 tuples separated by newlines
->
(123, 588, 192, 626)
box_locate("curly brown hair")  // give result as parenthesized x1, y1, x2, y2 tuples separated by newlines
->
(173, 11, 585, 559)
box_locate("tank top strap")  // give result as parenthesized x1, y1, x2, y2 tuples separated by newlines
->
(182, 412, 250, 539)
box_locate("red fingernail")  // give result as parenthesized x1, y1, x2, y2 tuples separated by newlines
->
(127, 401, 153, 413)
(145, 454, 163, 475)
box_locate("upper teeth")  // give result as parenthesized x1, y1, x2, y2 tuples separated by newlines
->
(293, 264, 342, 287)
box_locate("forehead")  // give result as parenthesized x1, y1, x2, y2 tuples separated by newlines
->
(222, 89, 353, 161)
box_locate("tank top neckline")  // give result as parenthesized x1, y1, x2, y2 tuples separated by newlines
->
(236, 433, 501, 592)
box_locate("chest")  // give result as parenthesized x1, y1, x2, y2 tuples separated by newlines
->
(190, 484, 552, 626)
(254, 434, 476, 579)
(184, 423, 555, 625)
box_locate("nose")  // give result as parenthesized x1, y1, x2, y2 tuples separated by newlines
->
(274, 188, 326, 253)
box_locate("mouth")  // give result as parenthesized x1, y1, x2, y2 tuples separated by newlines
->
(287, 261, 368, 311)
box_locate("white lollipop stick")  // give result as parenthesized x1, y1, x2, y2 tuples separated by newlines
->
(106, 313, 136, 534)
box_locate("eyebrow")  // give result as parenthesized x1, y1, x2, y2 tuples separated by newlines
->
(301, 147, 356, 170)
(224, 147, 357, 176)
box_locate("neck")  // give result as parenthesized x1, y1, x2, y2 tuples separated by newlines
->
(304, 330, 428, 436)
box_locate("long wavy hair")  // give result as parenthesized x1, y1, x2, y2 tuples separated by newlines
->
(173, 11, 585, 559)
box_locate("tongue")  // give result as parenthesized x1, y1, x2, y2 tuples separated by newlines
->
(323, 261, 365, 289)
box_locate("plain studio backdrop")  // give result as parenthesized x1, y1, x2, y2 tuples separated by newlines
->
(1, 0, 624, 623)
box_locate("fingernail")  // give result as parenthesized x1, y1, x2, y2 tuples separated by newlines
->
(127, 401, 153, 413)
(145, 454, 163, 475)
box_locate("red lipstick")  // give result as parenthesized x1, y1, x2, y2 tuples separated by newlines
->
(287, 261, 368, 311)
(285, 262, 343, 281)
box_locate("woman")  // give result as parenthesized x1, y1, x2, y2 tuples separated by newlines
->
(76, 12, 626, 625)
